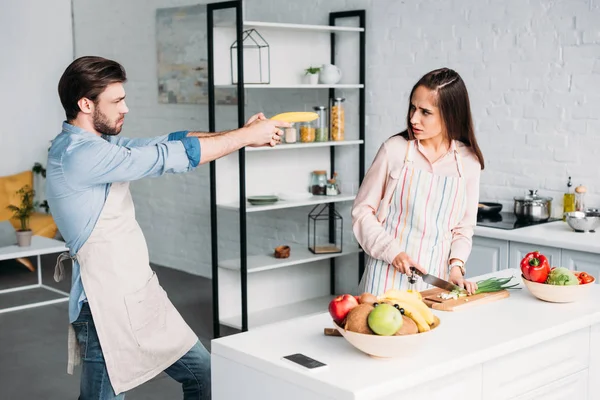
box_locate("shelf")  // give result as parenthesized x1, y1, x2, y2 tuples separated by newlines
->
(218, 194, 356, 212)
(220, 295, 335, 330)
(246, 140, 363, 152)
(215, 84, 364, 89)
(243, 20, 364, 33)
(219, 245, 362, 273)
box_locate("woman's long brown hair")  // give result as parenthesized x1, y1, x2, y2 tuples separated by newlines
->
(398, 68, 485, 170)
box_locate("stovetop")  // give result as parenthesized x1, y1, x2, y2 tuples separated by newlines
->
(476, 212, 561, 230)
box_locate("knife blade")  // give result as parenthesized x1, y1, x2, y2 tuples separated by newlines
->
(411, 268, 462, 292)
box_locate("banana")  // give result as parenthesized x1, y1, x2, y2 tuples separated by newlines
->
(380, 290, 435, 325)
(390, 301, 430, 333)
(270, 112, 319, 123)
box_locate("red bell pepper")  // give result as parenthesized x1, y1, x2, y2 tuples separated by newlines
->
(520, 251, 551, 283)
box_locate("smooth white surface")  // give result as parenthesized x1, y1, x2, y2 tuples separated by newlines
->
(0, 236, 67, 260)
(219, 245, 361, 273)
(243, 20, 364, 32)
(220, 295, 334, 330)
(212, 268, 600, 399)
(218, 194, 356, 212)
(474, 221, 600, 254)
(246, 140, 364, 152)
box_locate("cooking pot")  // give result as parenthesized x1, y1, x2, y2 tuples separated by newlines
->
(514, 189, 552, 222)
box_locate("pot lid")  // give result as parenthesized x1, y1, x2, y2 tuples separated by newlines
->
(514, 189, 553, 202)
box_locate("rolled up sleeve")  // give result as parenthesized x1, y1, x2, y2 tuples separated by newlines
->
(63, 138, 200, 188)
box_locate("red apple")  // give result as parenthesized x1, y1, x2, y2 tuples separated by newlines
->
(328, 294, 359, 325)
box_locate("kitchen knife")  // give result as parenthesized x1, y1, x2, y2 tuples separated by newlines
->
(410, 267, 462, 292)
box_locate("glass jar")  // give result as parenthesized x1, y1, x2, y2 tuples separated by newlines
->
(326, 179, 338, 196)
(299, 121, 315, 143)
(331, 97, 345, 141)
(283, 123, 297, 144)
(310, 170, 328, 195)
(575, 185, 587, 212)
(313, 106, 328, 142)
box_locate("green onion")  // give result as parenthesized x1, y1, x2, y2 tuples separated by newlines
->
(471, 276, 521, 295)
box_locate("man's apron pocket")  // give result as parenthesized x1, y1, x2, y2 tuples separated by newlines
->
(124, 272, 167, 347)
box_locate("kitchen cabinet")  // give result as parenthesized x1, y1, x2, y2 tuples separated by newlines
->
(385, 366, 482, 400)
(482, 328, 589, 399)
(589, 324, 600, 396)
(207, 5, 367, 336)
(508, 241, 561, 270)
(511, 369, 588, 400)
(466, 237, 509, 278)
(560, 249, 600, 282)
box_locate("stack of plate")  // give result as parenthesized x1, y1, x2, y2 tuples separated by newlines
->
(247, 195, 279, 206)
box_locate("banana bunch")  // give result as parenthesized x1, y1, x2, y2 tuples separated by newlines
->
(379, 289, 435, 333)
(270, 112, 319, 123)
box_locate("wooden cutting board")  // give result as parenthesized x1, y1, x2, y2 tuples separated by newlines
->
(420, 288, 509, 311)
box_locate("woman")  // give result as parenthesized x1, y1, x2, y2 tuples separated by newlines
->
(352, 68, 484, 296)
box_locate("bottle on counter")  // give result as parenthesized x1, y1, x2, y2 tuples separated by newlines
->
(563, 176, 575, 221)
(575, 185, 587, 212)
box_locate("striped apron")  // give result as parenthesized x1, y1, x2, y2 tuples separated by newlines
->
(359, 140, 468, 295)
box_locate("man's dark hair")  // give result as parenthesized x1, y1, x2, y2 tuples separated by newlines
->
(58, 56, 127, 121)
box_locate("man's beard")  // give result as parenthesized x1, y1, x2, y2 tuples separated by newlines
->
(93, 108, 123, 136)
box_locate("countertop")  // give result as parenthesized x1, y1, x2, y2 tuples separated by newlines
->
(474, 220, 600, 254)
(211, 268, 600, 400)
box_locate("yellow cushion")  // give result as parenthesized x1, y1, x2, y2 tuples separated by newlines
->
(0, 170, 58, 239)
(0, 171, 34, 221)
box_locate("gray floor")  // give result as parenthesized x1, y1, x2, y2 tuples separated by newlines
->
(0, 254, 238, 399)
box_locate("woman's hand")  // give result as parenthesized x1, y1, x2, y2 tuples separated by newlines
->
(392, 252, 426, 275)
(449, 267, 478, 295)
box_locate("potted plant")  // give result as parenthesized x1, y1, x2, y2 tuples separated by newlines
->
(304, 66, 321, 85)
(6, 185, 37, 247)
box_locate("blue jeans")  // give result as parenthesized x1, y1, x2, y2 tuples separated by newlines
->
(72, 303, 211, 399)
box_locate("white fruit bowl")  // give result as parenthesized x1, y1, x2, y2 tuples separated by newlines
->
(521, 275, 595, 303)
(333, 316, 441, 358)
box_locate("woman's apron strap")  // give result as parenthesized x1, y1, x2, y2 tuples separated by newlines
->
(453, 142, 465, 177)
(405, 140, 416, 164)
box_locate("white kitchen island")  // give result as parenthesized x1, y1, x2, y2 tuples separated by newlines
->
(211, 268, 600, 400)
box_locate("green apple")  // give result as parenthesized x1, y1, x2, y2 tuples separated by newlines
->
(367, 304, 403, 336)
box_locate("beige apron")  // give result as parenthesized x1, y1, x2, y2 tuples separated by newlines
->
(64, 182, 198, 395)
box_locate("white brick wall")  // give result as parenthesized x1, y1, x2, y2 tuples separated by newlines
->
(73, 0, 600, 278)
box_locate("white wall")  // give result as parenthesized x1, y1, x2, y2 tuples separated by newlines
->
(72, 0, 600, 279)
(0, 0, 73, 177)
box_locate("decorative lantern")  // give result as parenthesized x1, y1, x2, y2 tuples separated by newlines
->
(230, 29, 270, 85)
(307, 204, 343, 254)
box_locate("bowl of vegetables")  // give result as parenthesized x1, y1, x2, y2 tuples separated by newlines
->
(520, 251, 595, 303)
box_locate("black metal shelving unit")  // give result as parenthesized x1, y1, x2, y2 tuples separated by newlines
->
(207, 0, 366, 338)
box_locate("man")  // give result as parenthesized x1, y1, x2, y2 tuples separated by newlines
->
(47, 56, 288, 399)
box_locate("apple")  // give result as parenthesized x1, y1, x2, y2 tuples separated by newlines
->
(367, 304, 403, 336)
(329, 294, 359, 324)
